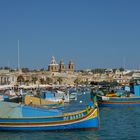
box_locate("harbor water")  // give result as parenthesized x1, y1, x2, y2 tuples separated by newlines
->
(0, 93, 140, 140)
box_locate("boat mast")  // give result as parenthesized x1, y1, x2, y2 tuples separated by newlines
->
(18, 40, 20, 71)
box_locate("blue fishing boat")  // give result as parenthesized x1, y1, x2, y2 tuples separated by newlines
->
(0, 101, 99, 131)
(0, 95, 9, 101)
(91, 85, 140, 107)
(96, 95, 140, 107)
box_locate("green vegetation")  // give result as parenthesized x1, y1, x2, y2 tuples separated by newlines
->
(40, 78, 46, 84)
(46, 77, 53, 84)
(57, 77, 63, 84)
(91, 68, 106, 74)
(17, 75, 25, 84)
(32, 77, 38, 84)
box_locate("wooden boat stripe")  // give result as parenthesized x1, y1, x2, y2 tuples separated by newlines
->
(99, 101, 140, 104)
(0, 109, 98, 127)
(0, 109, 87, 120)
(97, 95, 140, 99)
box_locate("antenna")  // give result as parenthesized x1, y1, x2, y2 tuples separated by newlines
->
(18, 40, 20, 70)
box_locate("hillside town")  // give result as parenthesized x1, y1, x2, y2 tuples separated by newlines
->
(0, 56, 139, 88)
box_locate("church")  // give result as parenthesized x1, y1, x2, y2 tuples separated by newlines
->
(48, 56, 74, 73)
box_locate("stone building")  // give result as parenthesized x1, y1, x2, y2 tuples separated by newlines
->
(67, 60, 74, 72)
(0, 70, 17, 85)
(59, 59, 65, 72)
(48, 56, 74, 73)
(48, 56, 59, 72)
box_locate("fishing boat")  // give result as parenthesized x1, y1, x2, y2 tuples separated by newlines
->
(41, 90, 73, 103)
(68, 88, 77, 99)
(24, 95, 64, 109)
(0, 89, 22, 103)
(41, 90, 62, 102)
(0, 100, 99, 131)
(91, 85, 140, 107)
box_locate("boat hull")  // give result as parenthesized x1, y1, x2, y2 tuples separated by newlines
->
(0, 117, 98, 131)
(97, 95, 140, 107)
(98, 101, 140, 107)
(0, 108, 99, 131)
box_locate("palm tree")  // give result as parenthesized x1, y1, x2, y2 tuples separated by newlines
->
(40, 78, 46, 84)
(46, 77, 53, 84)
(17, 75, 25, 85)
(32, 77, 38, 84)
(74, 78, 80, 86)
(57, 77, 63, 85)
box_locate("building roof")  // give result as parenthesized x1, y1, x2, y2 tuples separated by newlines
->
(49, 56, 59, 66)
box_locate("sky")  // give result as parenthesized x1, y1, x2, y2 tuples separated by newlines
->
(0, 0, 140, 70)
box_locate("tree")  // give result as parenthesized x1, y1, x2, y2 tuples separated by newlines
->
(22, 68, 30, 73)
(74, 78, 81, 86)
(119, 67, 124, 72)
(113, 68, 117, 73)
(46, 77, 53, 84)
(40, 78, 46, 84)
(32, 77, 38, 84)
(17, 75, 25, 85)
(83, 80, 89, 85)
(57, 77, 63, 84)
(91, 68, 105, 74)
(40, 68, 45, 71)
(4, 66, 10, 70)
